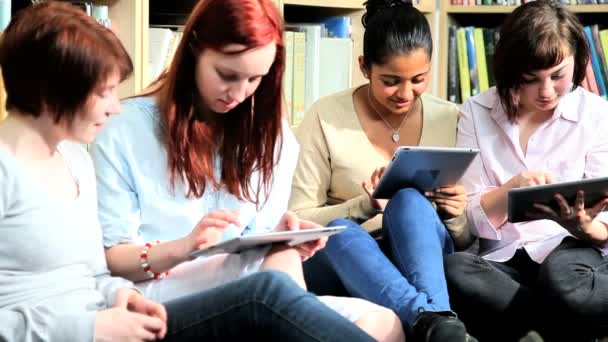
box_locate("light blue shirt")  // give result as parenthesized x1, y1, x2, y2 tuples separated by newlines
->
(91, 97, 300, 247)
(0, 142, 134, 342)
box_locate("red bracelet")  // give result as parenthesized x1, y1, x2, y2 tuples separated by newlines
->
(139, 241, 169, 280)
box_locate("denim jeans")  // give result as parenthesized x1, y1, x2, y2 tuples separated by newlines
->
(304, 188, 455, 328)
(445, 237, 608, 341)
(162, 270, 374, 341)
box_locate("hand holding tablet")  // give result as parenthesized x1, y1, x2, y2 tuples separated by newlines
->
(507, 176, 608, 223)
(371, 146, 479, 199)
(189, 226, 347, 258)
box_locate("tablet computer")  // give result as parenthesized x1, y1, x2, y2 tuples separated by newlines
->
(189, 226, 347, 258)
(371, 146, 480, 199)
(508, 176, 608, 223)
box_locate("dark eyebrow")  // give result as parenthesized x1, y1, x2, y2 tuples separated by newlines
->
(216, 66, 265, 79)
(379, 71, 429, 79)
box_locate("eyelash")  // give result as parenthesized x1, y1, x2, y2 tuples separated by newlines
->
(522, 74, 565, 84)
(381, 78, 425, 87)
(218, 72, 239, 82)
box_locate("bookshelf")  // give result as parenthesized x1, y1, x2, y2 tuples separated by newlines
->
(0, 0, 437, 121)
(106, 0, 436, 100)
(279, 0, 437, 97)
(437, 3, 608, 101)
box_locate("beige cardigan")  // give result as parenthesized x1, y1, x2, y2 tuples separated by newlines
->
(288, 86, 473, 249)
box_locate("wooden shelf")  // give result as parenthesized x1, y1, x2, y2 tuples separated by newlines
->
(445, 4, 608, 14)
(445, 5, 516, 14)
(283, 0, 434, 13)
(283, 0, 362, 9)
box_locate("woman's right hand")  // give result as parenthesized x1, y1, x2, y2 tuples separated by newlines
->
(362, 166, 389, 211)
(95, 307, 166, 342)
(505, 171, 555, 190)
(184, 209, 240, 253)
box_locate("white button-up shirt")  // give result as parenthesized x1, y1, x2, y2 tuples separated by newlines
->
(457, 86, 608, 263)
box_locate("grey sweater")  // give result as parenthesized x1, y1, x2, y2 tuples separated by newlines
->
(0, 142, 134, 342)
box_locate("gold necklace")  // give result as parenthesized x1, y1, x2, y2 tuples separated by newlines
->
(367, 86, 410, 143)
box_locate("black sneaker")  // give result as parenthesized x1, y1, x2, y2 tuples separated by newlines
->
(412, 311, 477, 342)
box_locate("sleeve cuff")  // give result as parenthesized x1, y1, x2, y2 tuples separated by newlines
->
(467, 189, 502, 240)
(357, 195, 383, 219)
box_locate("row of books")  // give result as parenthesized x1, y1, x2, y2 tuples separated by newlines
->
(283, 22, 353, 125)
(447, 26, 498, 104)
(450, 0, 608, 5)
(148, 28, 183, 83)
(447, 25, 608, 104)
(582, 25, 608, 98)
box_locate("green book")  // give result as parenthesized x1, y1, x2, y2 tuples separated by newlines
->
(474, 28, 489, 92)
(457, 28, 471, 103)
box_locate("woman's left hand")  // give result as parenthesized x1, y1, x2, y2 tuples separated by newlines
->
(527, 191, 608, 241)
(425, 185, 467, 220)
(274, 211, 327, 261)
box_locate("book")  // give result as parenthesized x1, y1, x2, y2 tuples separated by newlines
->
(584, 26, 607, 98)
(474, 28, 489, 92)
(465, 27, 480, 96)
(592, 25, 608, 97)
(447, 26, 461, 103)
(323, 16, 351, 38)
(483, 28, 497, 87)
(584, 59, 600, 95)
(600, 30, 608, 73)
(282, 31, 295, 120)
(286, 24, 322, 110)
(148, 27, 174, 83)
(0, 0, 10, 31)
(318, 37, 353, 99)
(456, 28, 471, 102)
(291, 31, 307, 125)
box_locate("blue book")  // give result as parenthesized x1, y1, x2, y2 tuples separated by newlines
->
(465, 27, 480, 96)
(322, 16, 350, 38)
(584, 26, 607, 98)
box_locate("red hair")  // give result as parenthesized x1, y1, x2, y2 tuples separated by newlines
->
(155, 0, 284, 206)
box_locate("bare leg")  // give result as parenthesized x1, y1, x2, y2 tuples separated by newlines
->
(355, 310, 406, 342)
(261, 245, 306, 289)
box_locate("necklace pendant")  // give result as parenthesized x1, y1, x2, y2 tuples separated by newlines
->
(392, 132, 400, 143)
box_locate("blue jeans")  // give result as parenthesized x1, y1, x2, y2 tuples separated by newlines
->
(304, 188, 455, 328)
(163, 270, 374, 341)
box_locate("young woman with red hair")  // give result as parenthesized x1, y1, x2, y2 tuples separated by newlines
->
(0, 2, 382, 341)
(91, 0, 404, 340)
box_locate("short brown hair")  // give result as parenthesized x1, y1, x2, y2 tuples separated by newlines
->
(493, 0, 588, 120)
(0, 1, 133, 123)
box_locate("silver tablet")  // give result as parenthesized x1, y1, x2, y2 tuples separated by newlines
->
(372, 146, 480, 199)
(508, 176, 608, 223)
(189, 226, 347, 258)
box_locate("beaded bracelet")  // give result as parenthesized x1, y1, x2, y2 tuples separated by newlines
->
(139, 241, 169, 280)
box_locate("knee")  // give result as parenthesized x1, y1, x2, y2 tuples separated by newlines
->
(356, 309, 405, 342)
(443, 252, 481, 294)
(249, 270, 298, 295)
(327, 219, 368, 243)
(385, 188, 434, 217)
(539, 251, 597, 315)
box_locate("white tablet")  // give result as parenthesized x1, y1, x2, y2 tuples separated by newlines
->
(508, 176, 608, 223)
(189, 226, 347, 258)
(371, 146, 480, 199)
